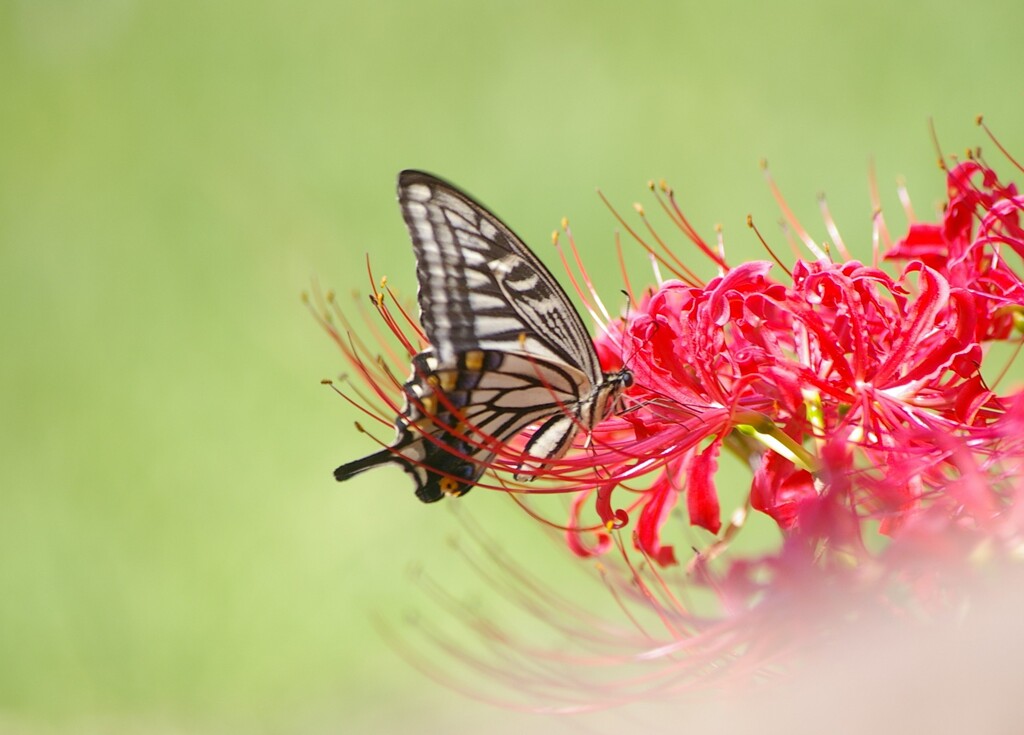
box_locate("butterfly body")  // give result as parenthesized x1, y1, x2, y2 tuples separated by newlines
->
(335, 171, 631, 502)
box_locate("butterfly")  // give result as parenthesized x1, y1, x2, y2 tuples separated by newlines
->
(334, 170, 633, 502)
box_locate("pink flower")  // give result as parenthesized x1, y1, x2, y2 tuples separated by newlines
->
(317, 124, 1024, 704)
(567, 152, 1022, 566)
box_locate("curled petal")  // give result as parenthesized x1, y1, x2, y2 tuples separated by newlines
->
(751, 450, 816, 529)
(595, 481, 629, 530)
(565, 491, 613, 559)
(635, 471, 680, 566)
(687, 438, 723, 534)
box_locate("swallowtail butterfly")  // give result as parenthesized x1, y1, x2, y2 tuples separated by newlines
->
(335, 171, 633, 502)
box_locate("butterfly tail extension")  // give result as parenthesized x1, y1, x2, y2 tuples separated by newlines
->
(334, 445, 448, 502)
(336, 430, 485, 503)
(334, 448, 397, 482)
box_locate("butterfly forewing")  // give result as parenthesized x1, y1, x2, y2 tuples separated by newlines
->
(398, 170, 603, 382)
(334, 171, 631, 501)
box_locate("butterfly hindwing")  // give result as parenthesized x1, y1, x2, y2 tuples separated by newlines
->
(335, 348, 588, 500)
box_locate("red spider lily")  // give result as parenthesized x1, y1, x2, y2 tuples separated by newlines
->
(570, 145, 1023, 566)
(314, 134, 1023, 562)
(317, 124, 1024, 705)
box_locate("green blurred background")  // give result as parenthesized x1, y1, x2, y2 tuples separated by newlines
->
(2, 1, 1023, 732)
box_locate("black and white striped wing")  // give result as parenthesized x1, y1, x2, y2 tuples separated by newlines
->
(398, 170, 603, 383)
(336, 348, 590, 502)
(334, 171, 628, 502)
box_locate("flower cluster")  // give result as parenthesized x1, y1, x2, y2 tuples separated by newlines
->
(316, 128, 1024, 705)
(575, 156, 1024, 571)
